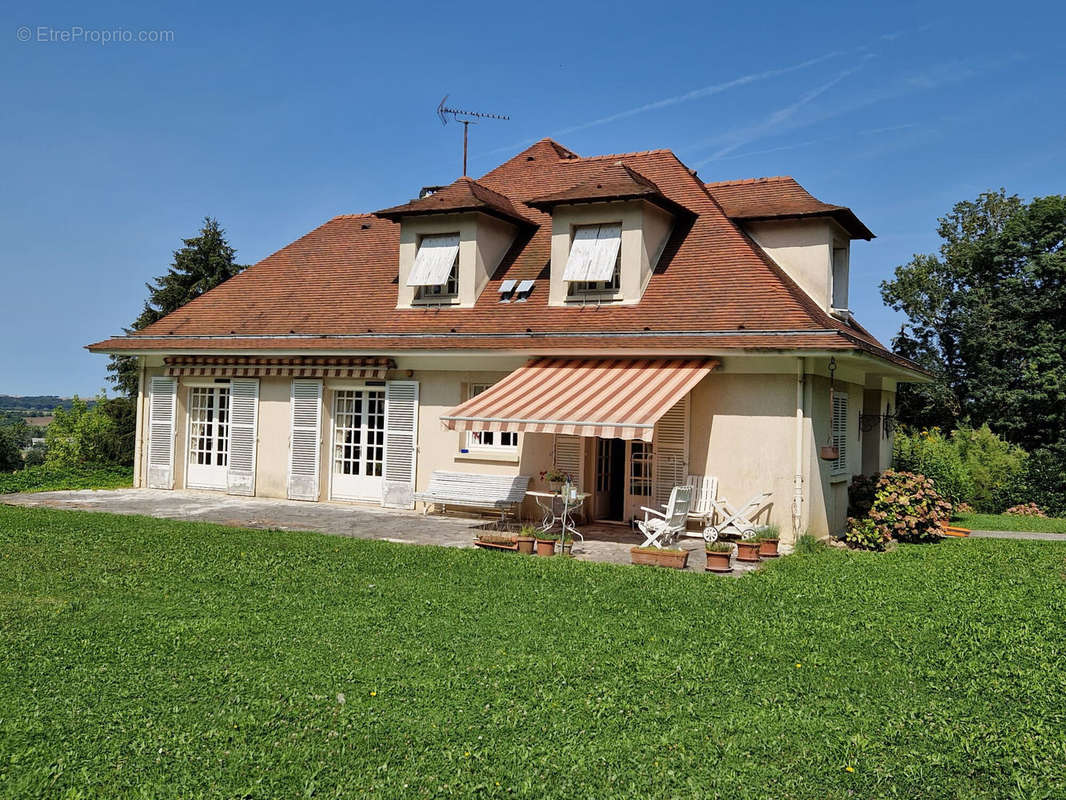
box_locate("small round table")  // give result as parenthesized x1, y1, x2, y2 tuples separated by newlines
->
(526, 489, 590, 544)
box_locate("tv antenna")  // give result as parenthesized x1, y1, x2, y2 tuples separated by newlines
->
(437, 95, 509, 177)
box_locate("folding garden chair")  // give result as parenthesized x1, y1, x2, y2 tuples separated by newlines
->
(637, 484, 693, 548)
(706, 490, 773, 541)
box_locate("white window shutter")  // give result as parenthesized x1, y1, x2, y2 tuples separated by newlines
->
(553, 434, 584, 490)
(653, 395, 689, 508)
(227, 378, 259, 496)
(383, 380, 419, 509)
(147, 377, 177, 489)
(832, 392, 848, 473)
(407, 233, 460, 287)
(287, 379, 322, 501)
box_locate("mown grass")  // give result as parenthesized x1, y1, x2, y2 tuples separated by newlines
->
(954, 512, 1066, 534)
(0, 464, 133, 494)
(0, 507, 1064, 799)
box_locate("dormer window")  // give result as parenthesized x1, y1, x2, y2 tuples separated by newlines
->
(409, 233, 460, 304)
(567, 247, 621, 298)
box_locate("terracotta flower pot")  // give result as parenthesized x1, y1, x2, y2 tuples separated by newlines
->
(758, 538, 780, 558)
(705, 549, 732, 573)
(516, 536, 535, 555)
(735, 540, 762, 562)
(819, 445, 840, 461)
(535, 538, 556, 556)
(630, 547, 689, 569)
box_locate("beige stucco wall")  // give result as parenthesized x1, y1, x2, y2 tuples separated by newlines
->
(133, 354, 901, 541)
(747, 219, 850, 313)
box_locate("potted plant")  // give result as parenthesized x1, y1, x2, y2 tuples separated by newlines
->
(704, 541, 733, 573)
(755, 524, 780, 558)
(559, 532, 575, 556)
(539, 467, 571, 493)
(474, 532, 519, 551)
(516, 524, 537, 555)
(534, 528, 557, 556)
(630, 546, 689, 569)
(734, 536, 761, 563)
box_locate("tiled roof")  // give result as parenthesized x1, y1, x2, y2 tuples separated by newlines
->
(88, 138, 914, 372)
(527, 162, 663, 208)
(375, 176, 533, 227)
(705, 176, 874, 240)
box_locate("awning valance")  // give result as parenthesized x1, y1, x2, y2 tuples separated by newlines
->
(440, 357, 718, 442)
(164, 356, 394, 379)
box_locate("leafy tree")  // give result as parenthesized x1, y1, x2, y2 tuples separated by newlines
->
(108, 218, 245, 396)
(0, 428, 22, 472)
(882, 190, 1066, 453)
(44, 396, 117, 467)
(97, 396, 136, 466)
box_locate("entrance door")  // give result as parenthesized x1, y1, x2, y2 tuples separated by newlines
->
(331, 389, 386, 501)
(186, 385, 230, 489)
(593, 438, 626, 520)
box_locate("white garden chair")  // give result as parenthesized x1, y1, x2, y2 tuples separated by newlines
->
(685, 475, 719, 537)
(706, 490, 773, 541)
(637, 484, 693, 549)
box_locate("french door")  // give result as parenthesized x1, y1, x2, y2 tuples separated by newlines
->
(592, 437, 654, 522)
(186, 386, 230, 489)
(330, 389, 386, 501)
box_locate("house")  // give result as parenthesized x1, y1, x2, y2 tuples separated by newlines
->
(88, 139, 926, 546)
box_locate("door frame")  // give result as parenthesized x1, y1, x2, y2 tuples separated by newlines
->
(185, 383, 230, 490)
(328, 386, 387, 502)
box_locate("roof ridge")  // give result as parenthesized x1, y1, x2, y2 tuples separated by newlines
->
(329, 212, 376, 221)
(703, 176, 793, 187)
(567, 148, 674, 163)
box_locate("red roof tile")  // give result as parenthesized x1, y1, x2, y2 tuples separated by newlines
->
(375, 176, 533, 227)
(87, 139, 915, 373)
(705, 176, 874, 240)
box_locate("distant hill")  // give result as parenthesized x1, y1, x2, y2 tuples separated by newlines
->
(0, 395, 77, 412)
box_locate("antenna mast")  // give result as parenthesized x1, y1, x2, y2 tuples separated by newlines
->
(437, 95, 509, 177)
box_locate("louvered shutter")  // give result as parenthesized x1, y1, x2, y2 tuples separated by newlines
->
(653, 395, 689, 508)
(832, 392, 848, 474)
(553, 434, 584, 490)
(287, 379, 322, 501)
(383, 380, 419, 509)
(227, 378, 259, 496)
(147, 376, 177, 489)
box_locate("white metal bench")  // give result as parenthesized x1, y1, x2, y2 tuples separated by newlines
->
(415, 471, 531, 519)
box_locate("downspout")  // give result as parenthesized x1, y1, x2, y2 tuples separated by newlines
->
(791, 357, 806, 545)
(133, 357, 146, 488)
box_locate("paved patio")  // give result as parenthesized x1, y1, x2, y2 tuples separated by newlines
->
(1, 489, 758, 574)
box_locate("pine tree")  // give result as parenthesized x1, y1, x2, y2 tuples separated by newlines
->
(107, 218, 245, 396)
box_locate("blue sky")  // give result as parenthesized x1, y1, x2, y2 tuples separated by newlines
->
(2, 0, 1063, 395)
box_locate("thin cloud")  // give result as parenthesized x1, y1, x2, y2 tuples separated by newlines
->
(706, 62, 869, 159)
(694, 123, 920, 165)
(480, 51, 844, 157)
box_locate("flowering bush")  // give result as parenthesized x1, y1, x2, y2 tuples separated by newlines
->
(539, 468, 572, 484)
(954, 501, 974, 514)
(843, 517, 890, 551)
(868, 470, 952, 543)
(1004, 503, 1047, 518)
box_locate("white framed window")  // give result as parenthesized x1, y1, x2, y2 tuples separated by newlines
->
(416, 259, 458, 302)
(629, 440, 653, 496)
(831, 244, 849, 310)
(564, 223, 622, 298)
(466, 383, 518, 451)
(831, 393, 848, 474)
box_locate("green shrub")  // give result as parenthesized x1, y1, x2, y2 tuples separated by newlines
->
(1019, 447, 1066, 517)
(950, 424, 1027, 512)
(793, 532, 827, 555)
(45, 396, 119, 468)
(869, 470, 952, 543)
(755, 523, 780, 541)
(0, 464, 133, 494)
(705, 541, 733, 552)
(893, 428, 974, 506)
(844, 517, 889, 551)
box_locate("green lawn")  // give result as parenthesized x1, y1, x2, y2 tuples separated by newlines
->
(954, 512, 1066, 534)
(1, 508, 1064, 799)
(0, 464, 133, 494)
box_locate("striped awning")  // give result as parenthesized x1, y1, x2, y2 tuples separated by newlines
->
(440, 357, 718, 442)
(164, 355, 395, 379)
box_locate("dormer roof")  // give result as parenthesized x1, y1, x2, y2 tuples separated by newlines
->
(376, 176, 534, 227)
(527, 162, 691, 217)
(705, 176, 874, 240)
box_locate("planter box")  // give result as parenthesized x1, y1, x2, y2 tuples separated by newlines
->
(630, 547, 689, 569)
(758, 538, 780, 558)
(705, 549, 732, 573)
(735, 540, 761, 562)
(535, 538, 556, 556)
(516, 536, 535, 555)
(474, 536, 518, 552)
